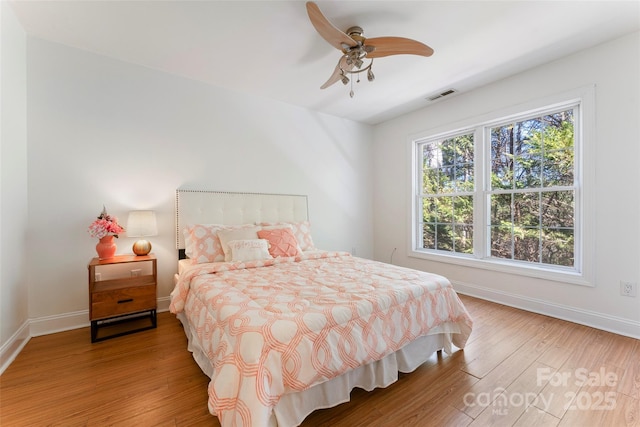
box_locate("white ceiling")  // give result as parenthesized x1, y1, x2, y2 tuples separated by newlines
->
(9, 0, 640, 124)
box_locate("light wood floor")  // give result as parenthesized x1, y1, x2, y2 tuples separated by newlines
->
(1, 295, 638, 426)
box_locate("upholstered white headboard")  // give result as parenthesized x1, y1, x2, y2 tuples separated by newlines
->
(175, 190, 309, 251)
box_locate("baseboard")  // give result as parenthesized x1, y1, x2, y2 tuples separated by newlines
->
(0, 320, 30, 376)
(0, 297, 173, 375)
(29, 309, 91, 337)
(29, 296, 172, 336)
(452, 280, 640, 339)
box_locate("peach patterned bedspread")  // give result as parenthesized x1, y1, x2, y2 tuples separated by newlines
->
(170, 251, 472, 427)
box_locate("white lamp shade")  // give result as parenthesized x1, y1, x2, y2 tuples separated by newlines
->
(126, 211, 158, 237)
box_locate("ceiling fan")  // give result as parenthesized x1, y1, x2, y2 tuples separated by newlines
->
(306, 1, 434, 97)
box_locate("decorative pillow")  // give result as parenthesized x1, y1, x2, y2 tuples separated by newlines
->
(257, 227, 301, 258)
(260, 221, 315, 251)
(183, 228, 194, 256)
(218, 226, 262, 261)
(183, 224, 227, 263)
(260, 224, 303, 254)
(227, 239, 272, 262)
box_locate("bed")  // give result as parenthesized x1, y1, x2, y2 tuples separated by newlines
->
(170, 190, 473, 427)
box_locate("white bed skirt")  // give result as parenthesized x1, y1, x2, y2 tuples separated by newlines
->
(176, 311, 458, 426)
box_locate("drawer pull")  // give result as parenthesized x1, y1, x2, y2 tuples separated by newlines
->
(117, 298, 134, 304)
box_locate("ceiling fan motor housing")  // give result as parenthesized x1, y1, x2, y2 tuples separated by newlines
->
(347, 26, 365, 41)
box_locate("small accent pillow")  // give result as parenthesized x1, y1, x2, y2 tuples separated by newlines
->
(218, 226, 262, 261)
(260, 221, 315, 251)
(227, 239, 272, 262)
(257, 228, 301, 258)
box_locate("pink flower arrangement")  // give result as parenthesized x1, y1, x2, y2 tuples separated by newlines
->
(88, 206, 125, 239)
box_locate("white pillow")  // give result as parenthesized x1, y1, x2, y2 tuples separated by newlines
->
(217, 226, 262, 261)
(183, 223, 254, 263)
(227, 239, 273, 262)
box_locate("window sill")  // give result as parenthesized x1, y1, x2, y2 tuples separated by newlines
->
(409, 249, 593, 287)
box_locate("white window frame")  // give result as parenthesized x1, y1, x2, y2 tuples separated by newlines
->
(409, 86, 595, 286)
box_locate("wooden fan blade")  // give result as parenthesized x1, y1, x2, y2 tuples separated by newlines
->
(320, 65, 343, 89)
(365, 37, 434, 58)
(320, 57, 352, 89)
(306, 2, 357, 51)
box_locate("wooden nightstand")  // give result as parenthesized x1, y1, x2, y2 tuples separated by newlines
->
(88, 254, 157, 342)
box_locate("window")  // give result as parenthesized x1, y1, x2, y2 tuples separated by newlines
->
(419, 133, 475, 254)
(488, 110, 575, 267)
(412, 91, 593, 284)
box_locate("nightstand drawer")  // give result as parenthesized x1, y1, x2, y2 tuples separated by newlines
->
(91, 285, 156, 320)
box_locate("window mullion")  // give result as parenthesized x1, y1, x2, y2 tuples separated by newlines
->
(474, 127, 487, 259)
(414, 144, 424, 251)
(572, 104, 582, 274)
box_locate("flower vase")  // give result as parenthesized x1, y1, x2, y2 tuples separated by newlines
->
(96, 235, 117, 259)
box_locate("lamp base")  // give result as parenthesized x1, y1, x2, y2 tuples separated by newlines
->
(132, 240, 152, 256)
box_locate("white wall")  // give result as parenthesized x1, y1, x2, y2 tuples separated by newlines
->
(0, 1, 30, 371)
(373, 32, 640, 337)
(22, 38, 373, 328)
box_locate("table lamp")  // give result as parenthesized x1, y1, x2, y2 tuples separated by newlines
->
(126, 210, 158, 256)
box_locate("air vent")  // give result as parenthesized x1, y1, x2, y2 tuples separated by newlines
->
(427, 88, 457, 102)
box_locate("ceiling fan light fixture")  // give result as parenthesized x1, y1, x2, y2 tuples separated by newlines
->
(367, 68, 375, 82)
